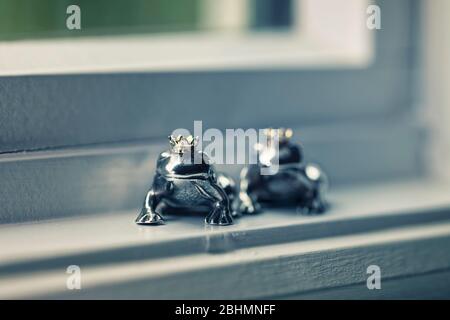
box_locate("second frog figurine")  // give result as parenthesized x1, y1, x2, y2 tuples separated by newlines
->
(239, 128, 328, 215)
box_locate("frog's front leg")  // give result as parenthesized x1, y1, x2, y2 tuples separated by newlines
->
(135, 176, 173, 225)
(193, 181, 233, 226)
(297, 188, 327, 215)
(238, 166, 261, 214)
(135, 189, 165, 225)
(299, 164, 328, 214)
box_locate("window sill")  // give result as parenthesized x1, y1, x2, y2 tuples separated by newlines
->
(1, 179, 450, 299)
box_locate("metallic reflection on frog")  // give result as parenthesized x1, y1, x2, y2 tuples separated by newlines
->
(239, 128, 328, 215)
(135, 135, 235, 226)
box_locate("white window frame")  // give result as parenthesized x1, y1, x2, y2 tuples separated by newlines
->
(0, 0, 373, 76)
(424, 0, 450, 182)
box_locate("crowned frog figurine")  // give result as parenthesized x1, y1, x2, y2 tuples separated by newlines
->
(136, 135, 234, 226)
(239, 128, 328, 214)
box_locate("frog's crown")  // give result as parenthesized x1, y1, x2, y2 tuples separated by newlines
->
(169, 135, 198, 152)
(263, 128, 293, 141)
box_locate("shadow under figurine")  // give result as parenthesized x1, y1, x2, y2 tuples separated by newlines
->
(136, 135, 235, 226)
(239, 128, 328, 215)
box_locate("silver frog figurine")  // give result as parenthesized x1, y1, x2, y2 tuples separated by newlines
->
(135, 135, 234, 226)
(239, 128, 328, 214)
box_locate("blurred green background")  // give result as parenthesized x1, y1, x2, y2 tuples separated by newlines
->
(0, 0, 200, 40)
(0, 0, 293, 41)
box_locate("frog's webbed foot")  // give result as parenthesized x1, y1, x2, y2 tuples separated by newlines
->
(310, 196, 328, 214)
(205, 202, 233, 225)
(135, 189, 165, 225)
(238, 191, 261, 214)
(298, 191, 328, 215)
(135, 207, 164, 225)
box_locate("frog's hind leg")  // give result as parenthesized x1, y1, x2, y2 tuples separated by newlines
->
(192, 181, 233, 226)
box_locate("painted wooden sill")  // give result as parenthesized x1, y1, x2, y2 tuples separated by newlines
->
(1, 179, 450, 299)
